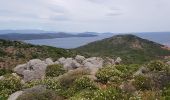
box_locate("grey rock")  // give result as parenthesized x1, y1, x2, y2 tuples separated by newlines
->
(54, 61, 60, 64)
(83, 57, 103, 68)
(134, 66, 149, 76)
(27, 59, 42, 69)
(75, 55, 85, 63)
(63, 58, 82, 70)
(58, 57, 66, 64)
(0, 76, 5, 80)
(167, 61, 170, 65)
(13, 64, 27, 75)
(119, 81, 136, 93)
(83, 57, 103, 74)
(8, 91, 23, 100)
(14, 59, 48, 82)
(23, 70, 36, 82)
(23, 85, 46, 93)
(12, 73, 20, 79)
(115, 57, 122, 64)
(45, 58, 54, 65)
(104, 57, 115, 66)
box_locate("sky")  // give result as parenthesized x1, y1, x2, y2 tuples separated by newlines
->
(0, 0, 170, 33)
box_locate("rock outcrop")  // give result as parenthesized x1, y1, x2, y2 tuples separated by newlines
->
(13, 55, 121, 82)
(8, 91, 23, 100)
(167, 61, 170, 65)
(83, 57, 104, 74)
(13, 58, 53, 82)
(45, 58, 54, 65)
(133, 66, 149, 76)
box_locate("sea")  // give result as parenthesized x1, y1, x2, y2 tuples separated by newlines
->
(24, 34, 113, 49)
(24, 33, 170, 49)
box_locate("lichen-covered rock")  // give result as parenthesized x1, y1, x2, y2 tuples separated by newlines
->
(8, 91, 23, 100)
(167, 61, 170, 65)
(13, 64, 27, 75)
(119, 81, 136, 93)
(83, 57, 104, 74)
(23, 70, 36, 82)
(133, 66, 149, 76)
(45, 58, 54, 65)
(83, 57, 103, 68)
(104, 57, 115, 66)
(63, 58, 82, 70)
(17, 85, 64, 100)
(58, 57, 66, 64)
(0, 76, 4, 80)
(75, 55, 85, 63)
(12, 73, 20, 79)
(27, 59, 42, 68)
(14, 59, 48, 82)
(115, 57, 122, 64)
(54, 61, 60, 64)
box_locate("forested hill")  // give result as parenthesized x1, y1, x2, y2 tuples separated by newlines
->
(75, 34, 170, 64)
(0, 39, 74, 69)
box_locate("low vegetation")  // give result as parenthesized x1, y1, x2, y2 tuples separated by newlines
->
(0, 39, 74, 69)
(46, 64, 66, 77)
(75, 34, 170, 64)
(1, 35, 170, 100)
(1, 60, 170, 100)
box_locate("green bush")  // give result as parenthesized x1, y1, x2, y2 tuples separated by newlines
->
(46, 64, 66, 77)
(43, 78, 63, 93)
(0, 74, 22, 99)
(17, 89, 65, 100)
(115, 64, 140, 80)
(95, 66, 122, 84)
(57, 68, 90, 88)
(162, 85, 170, 99)
(147, 60, 168, 72)
(132, 75, 153, 91)
(73, 76, 97, 91)
(70, 87, 123, 100)
(0, 68, 12, 76)
(23, 80, 43, 89)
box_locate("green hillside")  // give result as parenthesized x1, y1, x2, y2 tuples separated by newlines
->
(0, 39, 74, 69)
(75, 34, 170, 64)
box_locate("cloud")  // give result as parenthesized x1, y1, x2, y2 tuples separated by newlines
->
(0, 0, 170, 33)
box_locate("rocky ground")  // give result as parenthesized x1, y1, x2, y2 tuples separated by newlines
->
(1, 55, 170, 100)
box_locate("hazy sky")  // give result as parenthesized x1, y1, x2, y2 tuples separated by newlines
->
(0, 0, 170, 33)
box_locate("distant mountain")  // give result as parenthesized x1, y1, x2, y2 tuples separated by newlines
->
(75, 34, 170, 64)
(0, 32, 97, 40)
(0, 29, 55, 34)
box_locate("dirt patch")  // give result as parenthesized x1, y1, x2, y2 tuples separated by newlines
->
(162, 45, 170, 50)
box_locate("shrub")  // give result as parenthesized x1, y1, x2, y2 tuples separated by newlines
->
(0, 74, 22, 99)
(132, 75, 153, 91)
(95, 66, 122, 84)
(147, 60, 168, 72)
(0, 68, 12, 76)
(57, 68, 90, 88)
(140, 90, 161, 100)
(162, 85, 170, 99)
(117, 64, 140, 80)
(17, 89, 65, 100)
(0, 89, 13, 100)
(46, 64, 66, 77)
(43, 78, 63, 93)
(73, 76, 97, 91)
(70, 87, 123, 100)
(23, 80, 43, 89)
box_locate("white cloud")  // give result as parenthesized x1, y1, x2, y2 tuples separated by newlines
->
(0, 0, 170, 32)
